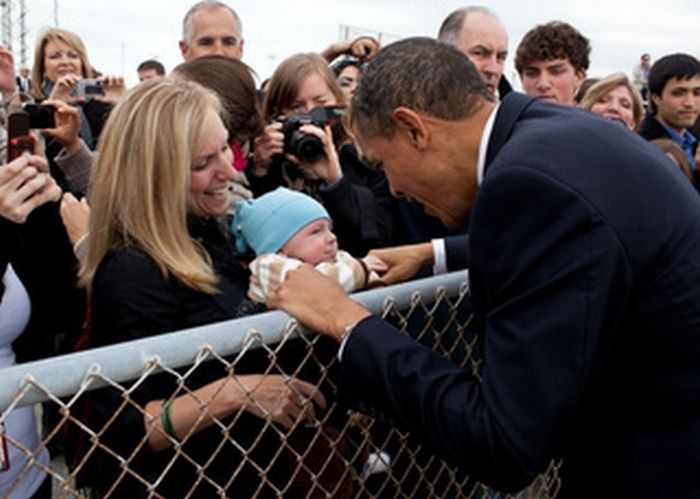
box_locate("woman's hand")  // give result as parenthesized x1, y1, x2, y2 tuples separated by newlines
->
(95, 75, 127, 104)
(59, 192, 90, 246)
(238, 374, 327, 429)
(290, 124, 343, 184)
(251, 122, 284, 173)
(40, 99, 83, 153)
(0, 155, 62, 223)
(48, 74, 82, 103)
(144, 373, 327, 452)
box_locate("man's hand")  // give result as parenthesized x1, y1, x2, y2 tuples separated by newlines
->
(268, 264, 371, 341)
(368, 242, 434, 285)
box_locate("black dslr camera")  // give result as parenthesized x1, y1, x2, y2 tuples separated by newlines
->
(275, 105, 344, 164)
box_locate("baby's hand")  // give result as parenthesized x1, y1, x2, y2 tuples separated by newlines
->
(361, 254, 388, 274)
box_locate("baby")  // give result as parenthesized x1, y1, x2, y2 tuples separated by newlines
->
(233, 187, 385, 303)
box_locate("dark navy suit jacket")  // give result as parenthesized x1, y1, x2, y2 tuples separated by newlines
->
(340, 93, 700, 497)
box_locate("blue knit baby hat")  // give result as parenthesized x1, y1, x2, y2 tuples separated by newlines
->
(232, 187, 330, 255)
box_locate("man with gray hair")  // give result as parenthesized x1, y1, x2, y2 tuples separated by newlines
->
(438, 6, 509, 95)
(179, 1, 244, 61)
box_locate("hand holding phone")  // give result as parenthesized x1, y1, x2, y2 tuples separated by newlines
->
(37, 99, 82, 154)
(0, 155, 61, 223)
(7, 110, 33, 162)
(23, 103, 56, 129)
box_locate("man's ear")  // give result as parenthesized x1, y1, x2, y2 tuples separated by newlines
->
(392, 107, 429, 149)
(650, 92, 661, 108)
(179, 40, 189, 60)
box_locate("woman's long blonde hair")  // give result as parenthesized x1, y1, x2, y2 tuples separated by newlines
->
(80, 78, 221, 293)
(31, 28, 94, 99)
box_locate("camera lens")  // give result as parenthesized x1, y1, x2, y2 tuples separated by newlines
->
(290, 131, 324, 164)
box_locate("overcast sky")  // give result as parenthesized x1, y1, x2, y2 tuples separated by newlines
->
(12, 0, 700, 88)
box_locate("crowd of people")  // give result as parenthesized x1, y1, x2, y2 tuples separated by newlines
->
(1, 1, 699, 497)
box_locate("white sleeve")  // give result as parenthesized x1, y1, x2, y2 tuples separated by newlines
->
(431, 238, 447, 275)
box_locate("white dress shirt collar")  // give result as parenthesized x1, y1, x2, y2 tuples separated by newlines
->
(477, 102, 500, 186)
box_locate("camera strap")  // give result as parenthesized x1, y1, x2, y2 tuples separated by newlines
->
(0, 418, 10, 470)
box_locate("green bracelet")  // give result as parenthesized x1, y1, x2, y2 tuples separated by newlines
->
(160, 401, 178, 441)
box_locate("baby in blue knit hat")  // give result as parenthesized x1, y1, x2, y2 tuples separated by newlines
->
(233, 187, 386, 303)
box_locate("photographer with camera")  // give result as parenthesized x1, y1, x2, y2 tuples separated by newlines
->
(250, 53, 394, 256)
(30, 28, 125, 154)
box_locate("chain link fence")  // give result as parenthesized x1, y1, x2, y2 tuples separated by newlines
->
(0, 272, 561, 498)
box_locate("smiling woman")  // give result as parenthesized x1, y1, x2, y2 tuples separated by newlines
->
(76, 78, 327, 496)
(30, 28, 94, 99)
(29, 27, 124, 163)
(579, 72, 644, 130)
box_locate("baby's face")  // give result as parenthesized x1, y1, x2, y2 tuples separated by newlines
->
(280, 218, 337, 265)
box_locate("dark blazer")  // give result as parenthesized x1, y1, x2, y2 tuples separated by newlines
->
(15, 75, 30, 93)
(339, 93, 700, 497)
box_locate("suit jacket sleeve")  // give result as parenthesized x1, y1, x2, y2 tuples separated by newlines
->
(444, 234, 470, 270)
(339, 165, 632, 491)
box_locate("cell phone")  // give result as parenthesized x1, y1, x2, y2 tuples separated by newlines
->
(74, 79, 104, 98)
(23, 103, 56, 129)
(7, 111, 33, 162)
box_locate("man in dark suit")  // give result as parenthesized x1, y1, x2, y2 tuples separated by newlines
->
(638, 53, 700, 169)
(437, 6, 509, 97)
(15, 66, 30, 93)
(269, 38, 700, 497)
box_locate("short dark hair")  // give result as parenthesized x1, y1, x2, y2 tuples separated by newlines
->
(137, 59, 165, 75)
(350, 37, 494, 140)
(331, 56, 362, 77)
(515, 21, 590, 74)
(648, 53, 700, 99)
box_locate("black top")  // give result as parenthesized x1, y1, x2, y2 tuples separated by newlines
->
(1, 201, 85, 362)
(85, 217, 296, 497)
